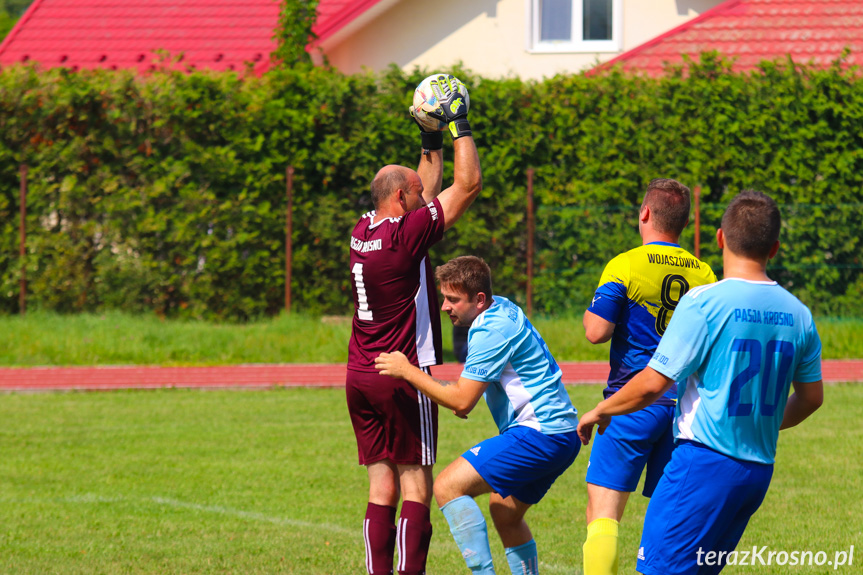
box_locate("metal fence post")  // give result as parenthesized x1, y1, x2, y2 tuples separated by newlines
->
(19, 164, 27, 315)
(285, 166, 294, 314)
(694, 185, 701, 259)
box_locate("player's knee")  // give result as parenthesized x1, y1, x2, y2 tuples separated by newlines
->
(398, 464, 433, 505)
(432, 481, 448, 507)
(433, 478, 459, 508)
(369, 480, 400, 506)
(402, 483, 432, 506)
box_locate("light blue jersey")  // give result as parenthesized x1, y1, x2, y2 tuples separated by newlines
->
(462, 296, 578, 435)
(648, 278, 822, 464)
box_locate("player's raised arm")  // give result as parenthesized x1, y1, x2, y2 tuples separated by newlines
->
(438, 136, 481, 231)
(425, 76, 482, 231)
(416, 147, 443, 201)
(410, 104, 444, 201)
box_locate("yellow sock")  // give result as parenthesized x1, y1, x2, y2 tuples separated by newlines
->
(583, 517, 620, 575)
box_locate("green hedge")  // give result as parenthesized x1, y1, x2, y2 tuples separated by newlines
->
(1, 54, 862, 319)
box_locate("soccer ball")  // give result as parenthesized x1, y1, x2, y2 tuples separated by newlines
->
(412, 74, 470, 132)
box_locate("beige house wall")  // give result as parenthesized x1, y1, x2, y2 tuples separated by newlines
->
(320, 0, 722, 79)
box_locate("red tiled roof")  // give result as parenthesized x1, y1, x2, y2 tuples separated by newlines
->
(314, 0, 385, 43)
(599, 0, 863, 76)
(0, 0, 386, 74)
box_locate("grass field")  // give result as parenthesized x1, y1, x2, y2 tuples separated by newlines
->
(1, 384, 861, 574)
(2, 311, 863, 366)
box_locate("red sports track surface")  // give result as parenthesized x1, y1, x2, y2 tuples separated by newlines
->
(1, 361, 861, 392)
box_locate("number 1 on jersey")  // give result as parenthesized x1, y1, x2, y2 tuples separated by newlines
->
(352, 262, 373, 321)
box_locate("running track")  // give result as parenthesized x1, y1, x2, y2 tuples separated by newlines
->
(1, 361, 861, 392)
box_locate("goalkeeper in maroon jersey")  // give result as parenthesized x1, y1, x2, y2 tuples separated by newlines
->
(346, 75, 481, 575)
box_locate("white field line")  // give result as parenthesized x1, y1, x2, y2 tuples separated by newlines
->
(148, 496, 353, 535)
(5, 494, 573, 571)
(151, 497, 571, 571)
(3, 493, 352, 536)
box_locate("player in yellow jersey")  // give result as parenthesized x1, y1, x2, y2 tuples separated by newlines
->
(581, 179, 717, 575)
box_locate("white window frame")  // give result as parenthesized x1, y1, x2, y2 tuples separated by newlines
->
(526, 0, 623, 54)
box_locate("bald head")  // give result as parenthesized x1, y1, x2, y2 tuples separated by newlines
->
(370, 165, 413, 210)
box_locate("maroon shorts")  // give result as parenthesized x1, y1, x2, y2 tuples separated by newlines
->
(346, 368, 438, 466)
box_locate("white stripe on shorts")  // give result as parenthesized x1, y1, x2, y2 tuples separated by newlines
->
(418, 367, 435, 465)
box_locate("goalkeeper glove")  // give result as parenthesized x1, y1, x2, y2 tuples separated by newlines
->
(410, 105, 443, 154)
(427, 75, 472, 139)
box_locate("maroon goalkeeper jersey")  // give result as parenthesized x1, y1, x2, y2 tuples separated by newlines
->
(348, 198, 446, 372)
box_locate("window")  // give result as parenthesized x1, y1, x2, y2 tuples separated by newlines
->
(529, 0, 621, 53)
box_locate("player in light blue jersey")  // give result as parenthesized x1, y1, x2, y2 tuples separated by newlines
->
(577, 191, 823, 575)
(376, 256, 580, 575)
(581, 178, 715, 575)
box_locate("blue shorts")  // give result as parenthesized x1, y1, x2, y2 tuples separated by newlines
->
(637, 440, 774, 575)
(585, 402, 674, 497)
(462, 426, 580, 505)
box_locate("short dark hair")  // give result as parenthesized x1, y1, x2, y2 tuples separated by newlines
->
(720, 190, 781, 259)
(370, 168, 409, 210)
(642, 178, 691, 236)
(435, 256, 492, 301)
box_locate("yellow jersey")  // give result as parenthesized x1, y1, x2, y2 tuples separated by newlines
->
(587, 241, 717, 403)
